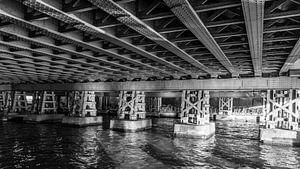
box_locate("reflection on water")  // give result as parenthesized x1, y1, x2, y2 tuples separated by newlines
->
(1, 119, 300, 168)
(260, 144, 300, 168)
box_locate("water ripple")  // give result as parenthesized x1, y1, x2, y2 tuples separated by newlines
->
(1, 119, 300, 168)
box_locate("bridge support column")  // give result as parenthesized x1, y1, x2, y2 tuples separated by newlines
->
(260, 89, 300, 146)
(174, 90, 215, 138)
(8, 91, 28, 121)
(62, 91, 102, 126)
(24, 91, 64, 123)
(0, 91, 11, 121)
(11, 91, 27, 114)
(110, 91, 152, 132)
(146, 97, 162, 117)
(219, 97, 233, 116)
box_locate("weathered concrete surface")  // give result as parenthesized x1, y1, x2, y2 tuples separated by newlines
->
(110, 119, 152, 132)
(62, 116, 103, 127)
(159, 112, 177, 118)
(7, 113, 27, 121)
(216, 114, 258, 122)
(24, 114, 65, 123)
(0, 116, 7, 121)
(230, 115, 258, 122)
(259, 128, 300, 146)
(174, 122, 215, 139)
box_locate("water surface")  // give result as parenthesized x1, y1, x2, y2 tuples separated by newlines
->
(0, 119, 300, 168)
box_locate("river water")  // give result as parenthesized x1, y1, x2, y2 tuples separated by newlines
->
(0, 118, 300, 169)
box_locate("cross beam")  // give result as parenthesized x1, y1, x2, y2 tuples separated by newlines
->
(6, 77, 300, 91)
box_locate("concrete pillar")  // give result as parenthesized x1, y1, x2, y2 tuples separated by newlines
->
(102, 96, 110, 111)
(260, 89, 300, 146)
(110, 91, 152, 132)
(117, 91, 146, 120)
(24, 91, 63, 122)
(174, 90, 215, 138)
(219, 97, 233, 116)
(62, 91, 102, 126)
(11, 91, 28, 114)
(31, 91, 57, 114)
(0, 91, 11, 121)
(96, 95, 103, 111)
(146, 96, 161, 117)
(0, 91, 10, 111)
(68, 91, 97, 117)
(0, 91, 5, 111)
(180, 90, 210, 125)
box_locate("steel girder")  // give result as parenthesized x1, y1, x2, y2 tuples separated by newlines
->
(87, 0, 218, 75)
(163, 0, 239, 77)
(22, 0, 199, 77)
(241, 0, 265, 77)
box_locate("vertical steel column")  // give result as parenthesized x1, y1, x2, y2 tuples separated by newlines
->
(11, 91, 27, 114)
(219, 97, 233, 115)
(0, 91, 11, 116)
(118, 91, 146, 120)
(264, 89, 299, 130)
(180, 90, 210, 125)
(68, 91, 97, 117)
(32, 91, 56, 114)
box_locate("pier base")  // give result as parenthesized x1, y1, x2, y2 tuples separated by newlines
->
(230, 115, 258, 122)
(24, 114, 64, 123)
(7, 113, 27, 121)
(110, 119, 152, 132)
(0, 116, 7, 121)
(159, 112, 177, 118)
(174, 122, 215, 139)
(62, 116, 103, 127)
(259, 128, 300, 146)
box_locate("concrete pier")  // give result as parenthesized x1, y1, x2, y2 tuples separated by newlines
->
(110, 119, 152, 132)
(175, 90, 215, 138)
(62, 116, 103, 127)
(174, 122, 215, 139)
(259, 128, 300, 146)
(7, 113, 27, 121)
(113, 91, 152, 132)
(23, 114, 64, 123)
(259, 90, 300, 146)
(159, 112, 177, 118)
(0, 115, 7, 121)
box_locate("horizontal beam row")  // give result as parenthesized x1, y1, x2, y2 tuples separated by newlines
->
(8, 77, 300, 91)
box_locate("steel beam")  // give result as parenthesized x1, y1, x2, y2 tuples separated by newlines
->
(10, 77, 300, 91)
(87, 0, 217, 75)
(242, 0, 264, 77)
(118, 10, 300, 39)
(0, 10, 160, 78)
(0, 84, 15, 91)
(280, 39, 300, 73)
(22, 0, 195, 76)
(145, 91, 263, 98)
(163, 0, 239, 77)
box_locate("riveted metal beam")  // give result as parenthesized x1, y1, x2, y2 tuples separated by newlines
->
(163, 0, 239, 77)
(280, 39, 300, 73)
(10, 77, 300, 91)
(241, 0, 264, 77)
(23, 0, 197, 77)
(0, 9, 162, 78)
(87, 0, 218, 76)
